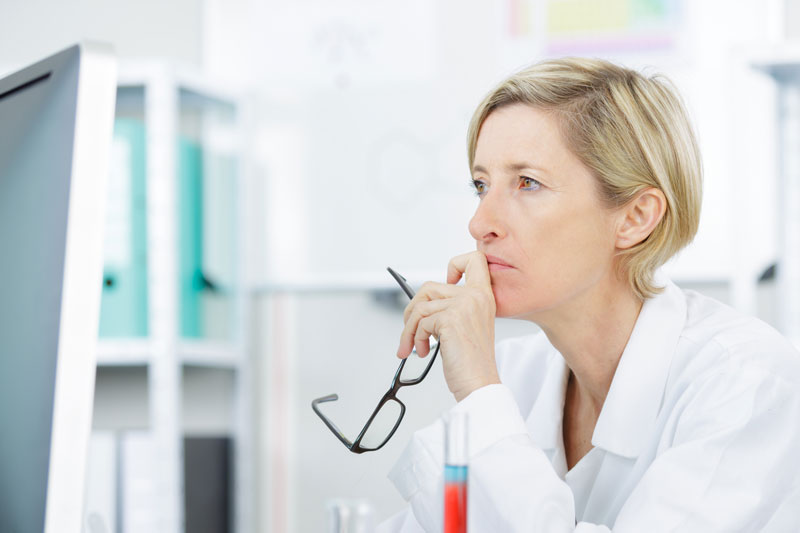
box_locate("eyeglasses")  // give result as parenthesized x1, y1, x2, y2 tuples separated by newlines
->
(312, 267, 440, 454)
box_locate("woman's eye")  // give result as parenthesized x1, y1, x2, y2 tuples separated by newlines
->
(520, 177, 541, 190)
(471, 179, 487, 196)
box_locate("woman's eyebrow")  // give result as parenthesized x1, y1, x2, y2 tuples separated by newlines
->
(471, 162, 549, 175)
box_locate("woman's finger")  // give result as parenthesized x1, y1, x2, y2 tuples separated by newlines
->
(397, 298, 450, 358)
(403, 281, 461, 322)
(413, 314, 439, 358)
(447, 251, 491, 289)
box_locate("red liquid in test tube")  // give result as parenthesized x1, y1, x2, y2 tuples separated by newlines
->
(444, 412, 468, 533)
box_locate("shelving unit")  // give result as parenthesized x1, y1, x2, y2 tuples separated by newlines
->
(87, 62, 252, 533)
(753, 46, 800, 348)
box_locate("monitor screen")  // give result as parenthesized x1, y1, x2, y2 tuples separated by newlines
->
(0, 43, 116, 533)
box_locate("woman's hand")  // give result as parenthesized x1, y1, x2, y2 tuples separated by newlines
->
(396, 251, 500, 402)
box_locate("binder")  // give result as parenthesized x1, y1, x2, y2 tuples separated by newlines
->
(99, 118, 148, 338)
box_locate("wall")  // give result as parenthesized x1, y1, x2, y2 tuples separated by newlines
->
(221, 2, 784, 532)
(0, 0, 203, 73)
(209, 0, 780, 293)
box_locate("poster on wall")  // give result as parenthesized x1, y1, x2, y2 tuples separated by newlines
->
(545, 0, 682, 55)
(500, 0, 682, 66)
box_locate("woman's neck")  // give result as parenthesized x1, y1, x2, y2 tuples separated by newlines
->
(533, 278, 643, 411)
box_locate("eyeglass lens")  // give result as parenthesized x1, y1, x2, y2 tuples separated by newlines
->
(399, 343, 439, 384)
(359, 398, 404, 450)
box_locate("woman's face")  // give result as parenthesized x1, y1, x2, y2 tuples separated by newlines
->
(469, 103, 621, 320)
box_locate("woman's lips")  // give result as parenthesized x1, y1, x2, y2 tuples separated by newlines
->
(486, 254, 514, 271)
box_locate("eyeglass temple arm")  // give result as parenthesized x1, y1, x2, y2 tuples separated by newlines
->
(386, 267, 416, 299)
(311, 394, 356, 450)
(386, 267, 440, 343)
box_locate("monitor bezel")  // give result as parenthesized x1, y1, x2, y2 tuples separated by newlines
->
(0, 42, 117, 533)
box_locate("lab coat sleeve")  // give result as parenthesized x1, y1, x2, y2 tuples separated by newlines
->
(384, 367, 800, 532)
(386, 384, 580, 533)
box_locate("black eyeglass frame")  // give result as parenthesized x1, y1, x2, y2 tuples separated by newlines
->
(311, 267, 440, 454)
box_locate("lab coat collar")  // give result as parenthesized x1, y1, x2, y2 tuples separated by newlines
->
(591, 274, 687, 458)
(526, 350, 569, 450)
(525, 274, 687, 459)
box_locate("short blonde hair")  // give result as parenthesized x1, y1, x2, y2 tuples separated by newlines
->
(467, 58, 703, 300)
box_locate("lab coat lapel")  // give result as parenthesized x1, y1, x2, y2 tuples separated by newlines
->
(577, 277, 688, 522)
(525, 351, 570, 473)
(591, 276, 688, 459)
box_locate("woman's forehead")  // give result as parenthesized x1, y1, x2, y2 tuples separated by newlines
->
(473, 105, 575, 176)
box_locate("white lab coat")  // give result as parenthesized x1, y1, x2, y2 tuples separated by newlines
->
(378, 278, 800, 532)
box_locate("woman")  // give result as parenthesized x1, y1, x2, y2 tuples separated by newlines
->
(379, 58, 800, 532)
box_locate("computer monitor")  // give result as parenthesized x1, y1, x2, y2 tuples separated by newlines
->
(0, 43, 116, 533)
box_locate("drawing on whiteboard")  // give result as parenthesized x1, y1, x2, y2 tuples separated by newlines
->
(311, 19, 373, 89)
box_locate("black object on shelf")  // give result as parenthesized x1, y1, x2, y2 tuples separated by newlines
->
(183, 436, 232, 533)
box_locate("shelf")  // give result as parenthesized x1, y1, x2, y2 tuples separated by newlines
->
(96, 340, 244, 368)
(116, 61, 243, 105)
(92, 365, 150, 431)
(177, 341, 241, 367)
(747, 57, 800, 346)
(85, 64, 252, 533)
(750, 43, 800, 79)
(252, 268, 459, 294)
(251, 268, 748, 295)
(181, 366, 236, 435)
(96, 340, 153, 366)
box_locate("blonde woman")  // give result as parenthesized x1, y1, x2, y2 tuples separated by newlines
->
(380, 58, 800, 532)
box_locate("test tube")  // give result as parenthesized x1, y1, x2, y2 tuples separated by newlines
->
(444, 412, 468, 533)
(326, 498, 375, 533)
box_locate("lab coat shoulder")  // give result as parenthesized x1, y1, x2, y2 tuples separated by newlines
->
(659, 288, 800, 454)
(610, 288, 800, 531)
(668, 288, 800, 393)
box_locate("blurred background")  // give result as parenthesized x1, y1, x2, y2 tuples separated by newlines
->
(2, 0, 800, 531)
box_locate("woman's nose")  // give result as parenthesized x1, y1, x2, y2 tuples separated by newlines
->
(468, 191, 506, 242)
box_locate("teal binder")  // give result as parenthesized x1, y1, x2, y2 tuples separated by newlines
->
(179, 137, 205, 338)
(99, 118, 149, 338)
(178, 137, 238, 340)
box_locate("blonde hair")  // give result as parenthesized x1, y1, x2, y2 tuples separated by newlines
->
(467, 57, 702, 299)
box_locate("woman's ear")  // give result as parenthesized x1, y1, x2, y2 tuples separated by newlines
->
(615, 187, 667, 250)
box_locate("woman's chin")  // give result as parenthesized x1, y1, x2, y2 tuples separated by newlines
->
(492, 287, 515, 316)
(493, 295, 529, 319)
(492, 288, 547, 320)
